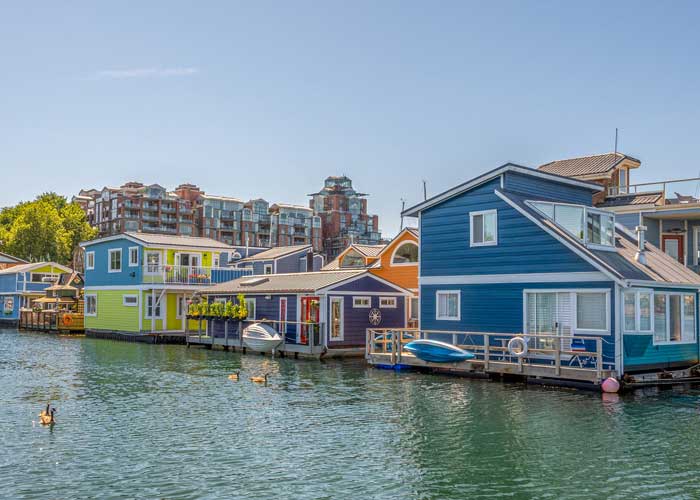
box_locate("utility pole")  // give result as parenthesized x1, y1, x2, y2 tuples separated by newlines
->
(422, 180, 427, 201)
(400, 199, 406, 230)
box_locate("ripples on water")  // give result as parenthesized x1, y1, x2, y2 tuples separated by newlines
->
(2, 329, 700, 499)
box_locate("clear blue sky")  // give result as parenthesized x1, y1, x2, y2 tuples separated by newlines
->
(2, 1, 700, 237)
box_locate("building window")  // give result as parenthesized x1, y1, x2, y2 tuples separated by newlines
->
(264, 264, 273, 275)
(529, 202, 615, 249)
(353, 296, 371, 308)
(653, 292, 696, 344)
(379, 297, 397, 308)
(128, 247, 139, 267)
(86, 251, 95, 270)
(575, 292, 608, 331)
(30, 273, 59, 283)
(146, 295, 163, 319)
(108, 249, 122, 273)
(145, 252, 161, 273)
(586, 211, 615, 247)
(213, 254, 220, 268)
(436, 291, 460, 320)
(623, 290, 653, 333)
(409, 297, 419, 321)
(245, 298, 256, 320)
(176, 296, 185, 318)
(85, 294, 97, 316)
(330, 297, 343, 341)
(469, 210, 497, 247)
(391, 242, 418, 265)
(122, 295, 138, 307)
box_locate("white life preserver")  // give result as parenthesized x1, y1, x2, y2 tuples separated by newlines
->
(507, 336, 528, 358)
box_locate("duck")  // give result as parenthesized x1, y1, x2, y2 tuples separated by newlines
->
(250, 373, 269, 385)
(227, 370, 240, 381)
(39, 408, 56, 426)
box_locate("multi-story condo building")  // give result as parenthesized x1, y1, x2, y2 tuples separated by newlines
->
(308, 175, 382, 260)
(75, 182, 322, 251)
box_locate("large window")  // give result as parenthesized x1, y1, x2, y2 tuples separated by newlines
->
(529, 202, 615, 249)
(392, 242, 418, 264)
(145, 251, 161, 273)
(623, 290, 653, 333)
(586, 211, 615, 247)
(340, 250, 365, 268)
(85, 251, 95, 270)
(108, 249, 122, 273)
(524, 290, 609, 338)
(436, 291, 460, 321)
(470, 210, 497, 247)
(85, 294, 97, 316)
(576, 292, 608, 331)
(652, 292, 695, 344)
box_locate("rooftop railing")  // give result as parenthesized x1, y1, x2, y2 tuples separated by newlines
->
(142, 265, 253, 285)
(608, 177, 700, 205)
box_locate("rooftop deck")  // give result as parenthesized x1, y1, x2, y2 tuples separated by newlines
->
(607, 176, 700, 207)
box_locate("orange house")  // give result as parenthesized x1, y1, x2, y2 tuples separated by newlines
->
(323, 228, 419, 326)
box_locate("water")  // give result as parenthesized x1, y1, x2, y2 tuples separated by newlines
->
(2, 329, 700, 500)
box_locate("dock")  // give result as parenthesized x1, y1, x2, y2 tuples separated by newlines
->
(19, 309, 85, 334)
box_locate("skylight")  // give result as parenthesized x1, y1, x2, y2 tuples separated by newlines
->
(240, 277, 269, 286)
(528, 201, 615, 249)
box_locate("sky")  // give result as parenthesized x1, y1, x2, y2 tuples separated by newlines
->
(2, 1, 700, 237)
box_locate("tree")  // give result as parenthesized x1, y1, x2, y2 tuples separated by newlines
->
(0, 192, 97, 266)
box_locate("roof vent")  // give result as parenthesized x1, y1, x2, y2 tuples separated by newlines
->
(635, 225, 647, 266)
(240, 277, 269, 286)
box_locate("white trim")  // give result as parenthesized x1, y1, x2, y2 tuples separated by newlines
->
(495, 191, 625, 286)
(615, 283, 623, 375)
(421, 272, 608, 285)
(315, 270, 414, 296)
(108, 248, 122, 273)
(122, 294, 139, 307)
(128, 246, 139, 267)
(652, 291, 697, 346)
(389, 241, 419, 266)
(625, 279, 700, 290)
(402, 163, 603, 217)
(352, 296, 371, 308)
(436, 290, 460, 321)
(263, 263, 273, 275)
(694, 226, 700, 267)
(85, 251, 95, 270)
(379, 296, 397, 308)
(329, 296, 344, 341)
(572, 290, 611, 334)
(79, 232, 244, 253)
(144, 250, 163, 275)
(622, 288, 654, 334)
(85, 293, 97, 317)
(469, 209, 498, 247)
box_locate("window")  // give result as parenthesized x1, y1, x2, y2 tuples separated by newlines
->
(340, 250, 365, 268)
(108, 249, 122, 273)
(128, 247, 139, 267)
(436, 291, 460, 321)
(586, 211, 615, 247)
(409, 297, 419, 321)
(176, 296, 185, 318)
(213, 254, 220, 268)
(575, 292, 608, 331)
(30, 273, 59, 283)
(264, 264, 273, 275)
(353, 296, 371, 308)
(146, 295, 163, 319)
(653, 292, 696, 344)
(85, 294, 97, 316)
(245, 298, 256, 319)
(470, 210, 497, 247)
(86, 251, 95, 270)
(379, 297, 397, 308)
(392, 242, 418, 265)
(330, 297, 344, 341)
(122, 295, 138, 307)
(654, 294, 667, 343)
(529, 202, 615, 249)
(145, 252, 161, 273)
(623, 290, 652, 333)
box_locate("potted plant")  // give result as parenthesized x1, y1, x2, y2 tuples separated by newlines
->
(209, 301, 225, 320)
(197, 301, 209, 319)
(224, 300, 235, 321)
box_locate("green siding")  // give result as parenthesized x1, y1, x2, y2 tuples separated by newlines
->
(84, 289, 140, 332)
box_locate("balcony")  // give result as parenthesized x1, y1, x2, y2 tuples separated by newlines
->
(607, 177, 700, 206)
(142, 265, 252, 285)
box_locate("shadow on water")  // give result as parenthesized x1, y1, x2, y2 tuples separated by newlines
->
(2, 328, 700, 499)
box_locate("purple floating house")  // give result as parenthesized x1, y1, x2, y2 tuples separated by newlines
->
(195, 270, 411, 357)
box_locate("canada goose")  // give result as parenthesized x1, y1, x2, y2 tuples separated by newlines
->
(39, 402, 50, 418)
(39, 408, 56, 426)
(250, 373, 269, 384)
(228, 370, 240, 381)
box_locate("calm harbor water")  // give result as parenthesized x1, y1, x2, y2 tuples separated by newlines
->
(2, 329, 700, 499)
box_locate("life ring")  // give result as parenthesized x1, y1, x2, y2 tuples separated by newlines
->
(507, 336, 528, 357)
(62, 314, 73, 327)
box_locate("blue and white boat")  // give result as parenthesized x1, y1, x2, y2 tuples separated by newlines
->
(404, 339, 475, 363)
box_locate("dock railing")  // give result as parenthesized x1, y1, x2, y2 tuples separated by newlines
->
(366, 329, 605, 381)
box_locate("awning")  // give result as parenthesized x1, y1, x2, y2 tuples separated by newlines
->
(32, 297, 76, 304)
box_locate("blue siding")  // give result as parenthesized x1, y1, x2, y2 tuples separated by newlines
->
(328, 294, 406, 347)
(503, 171, 595, 205)
(420, 281, 616, 369)
(277, 251, 306, 273)
(207, 293, 298, 340)
(420, 179, 597, 276)
(616, 212, 641, 230)
(83, 239, 143, 287)
(0, 274, 17, 293)
(313, 255, 324, 272)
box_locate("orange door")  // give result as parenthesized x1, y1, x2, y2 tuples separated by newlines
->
(662, 235, 684, 263)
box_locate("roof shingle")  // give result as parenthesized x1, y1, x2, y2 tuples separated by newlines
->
(538, 153, 640, 178)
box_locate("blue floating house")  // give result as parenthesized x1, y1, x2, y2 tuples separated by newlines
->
(0, 261, 73, 326)
(234, 244, 324, 275)
(402, 163, 700, 380)
(198, 270, 411, 357)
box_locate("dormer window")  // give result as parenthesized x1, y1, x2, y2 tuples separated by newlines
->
(529, 201, 615, 249)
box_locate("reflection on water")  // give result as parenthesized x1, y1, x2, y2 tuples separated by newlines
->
(2, 329, 700, 499)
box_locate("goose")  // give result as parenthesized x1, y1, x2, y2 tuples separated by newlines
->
(227, 370, 241, 381)
(250, 374, 269, 384)
(39, 408, 56, 426)
(38, 402, 50, 419)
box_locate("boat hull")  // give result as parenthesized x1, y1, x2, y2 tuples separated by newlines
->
(404, 339, 475, 363)
(242, 323, 283, 353)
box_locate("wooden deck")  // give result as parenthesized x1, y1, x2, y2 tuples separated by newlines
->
(19, 310, 85, 334)
(366, 329, 614, 386)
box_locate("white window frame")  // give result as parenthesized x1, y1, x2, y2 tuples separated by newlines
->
(108, 248, 122, 273)
(128, 246, 139, 267)
(329, 296, 344, 341)
(263, 264, 273, 275)
(390, 241, 419, 266)
(379, 297, 397, 308)
(145, 294, 164, 319)
(85, 294, 97, 317)
(469, 209, 497, 247)
(572, 290, 611, 334)
(352, 296, 371, 308)
(436, 290, 461, 321)
(176, 295, 185, 319)
(245, 298, 256, 320)
(122, 294, 138, 307)
(622, 288, 654, 334)
(144, 251, 162, 275)
(85, 251, 95, 270)
(652, 291, 697, 346)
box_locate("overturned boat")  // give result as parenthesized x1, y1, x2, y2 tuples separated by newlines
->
(403, 339, 475, 363)
(243, 323, 283, 353)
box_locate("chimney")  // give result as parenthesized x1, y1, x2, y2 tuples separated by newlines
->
(635, 225, 647, 265)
